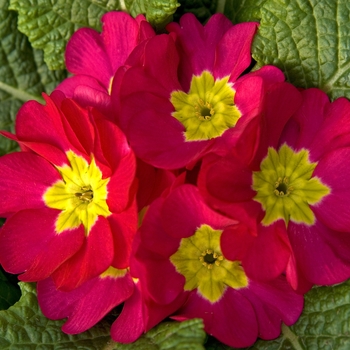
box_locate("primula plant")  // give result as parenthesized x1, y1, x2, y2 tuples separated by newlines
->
(1, 1, 350, 349)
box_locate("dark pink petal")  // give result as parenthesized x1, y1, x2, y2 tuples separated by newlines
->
(101, 12, 141, 73)
(60, 98, 94, 157)
(0, 208, 84, 280)
(122, 93, 209, 169)
(93, 112, 135, 172)
(242, 221, 290, 281)
(136, 15, 156, 41)
(286, 251, 314, 293)
(111, 283, 145, 343)
(136, 159, 176, 210)
(221, 223, 257, 261)
(111, 283, 187, 343)
(15, 95, 71, 155)
(282, 88, 329, 152)
(137, 198, 180, 257)
(106, 152, 136, 213)
(203, 154, 255, 203)
(309, 97, 350, 160)
(167, 13, 233, 89)
(56, 75, 106, 97)
(215, 22, 258, 80)
(38, 272, 134, 334)
(108, 206, 137, 269)
(66, 28, 112, 88)
(161, 185, 236, 239)
(287, 220, 350, 285)
(173, 289, 258, 348)
(312, 147, 350, 232)
(52, 216, 114, 290)
(244, 277, 303, 339)
(253, 82, 302, 164)
(0, 152, 61, 215)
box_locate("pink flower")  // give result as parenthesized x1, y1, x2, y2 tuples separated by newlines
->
(37, 267, 134, 334)
(0, 91, 137, 290)
(116, 13, 276, 169)
(56, 11, 155, 116)
(122, 184, 303, 347)
(199, 88, 350, 292)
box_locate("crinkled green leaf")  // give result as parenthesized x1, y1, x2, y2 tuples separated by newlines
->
(0, 0, 67, 156)
(125, 0, 180, 31)
(174, 0, 218, 24)
(0, 282, 113, 349)
(115, 319, 206, 350)
(0, 269, 20, 310)
(223, 0, 267, 24)
(251, 0, 350, 100)
(9, 0, 122, 70)
(205, 279, 350, 350)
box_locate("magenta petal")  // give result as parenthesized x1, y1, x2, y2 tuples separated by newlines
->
(167, 13, 233, 89)
(66, 28, 112, 88)
(56, 75, 106, 97)
(111, 284, 145, 343)
(108, 207, 137, 269)
(214, 22, 258, 80)
(174, 289, 258, 348)
(161, 185, 235, 239)
(244, 277, 303, 339)
(102, 12, 140, 73)
(0, 208, 84, 280)
(312, 147, 350, 232)
(0, 152, 60, 215)
(242, 221, 290, 281)
(288, 220, 350, 285)
(15, 97, 70, 153)
(283, 88, 329, 151)
(204, 155, 255, 203)
(309, 97, 350, 160)
(52, 216, 114, 290)
(123, 94, 207, 169)
(38, 273, 134, 334)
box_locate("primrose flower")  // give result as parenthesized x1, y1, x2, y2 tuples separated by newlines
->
(127, 185, 303, 347)
(199, 88, 350, 292)
(37, 266, 134, 334)
(116, 13, 276, 169)
(56, 11, 155, 116)
(0, 91, 137, 290)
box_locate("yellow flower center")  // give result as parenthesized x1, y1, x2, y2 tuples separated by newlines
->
(170, 224, 248, 303)
(252, 144, 330, 226)
(170, 71, 241, 141)
(43, 150, 111, 235)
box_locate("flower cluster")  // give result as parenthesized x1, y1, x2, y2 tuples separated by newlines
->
(1, 11, 350, 348)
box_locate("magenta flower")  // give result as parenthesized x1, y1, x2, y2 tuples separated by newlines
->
(200, 88, 350, 292)
(116, 13, 276, 169)
(37, 266, 134, 334)
(0, 91, 137, 290)
(56, 11, 155, 116)
(125, 184, 303, 347)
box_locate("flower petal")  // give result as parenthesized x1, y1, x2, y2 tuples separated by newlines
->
(0, 208, 84, 280)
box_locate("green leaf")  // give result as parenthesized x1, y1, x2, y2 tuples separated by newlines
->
(125, 0, 180, 31)
(115, 318, 206, 350)
(9, 0, 122, 70)
(0, 269, 20, 310)
(223, 0, 267, 24)
(205, 279, 350, 350)
(0, 282, 113, 349)
(0, 0, 67, 156)
(174, 0, 218, 24)
(251, 0, 350, 100)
